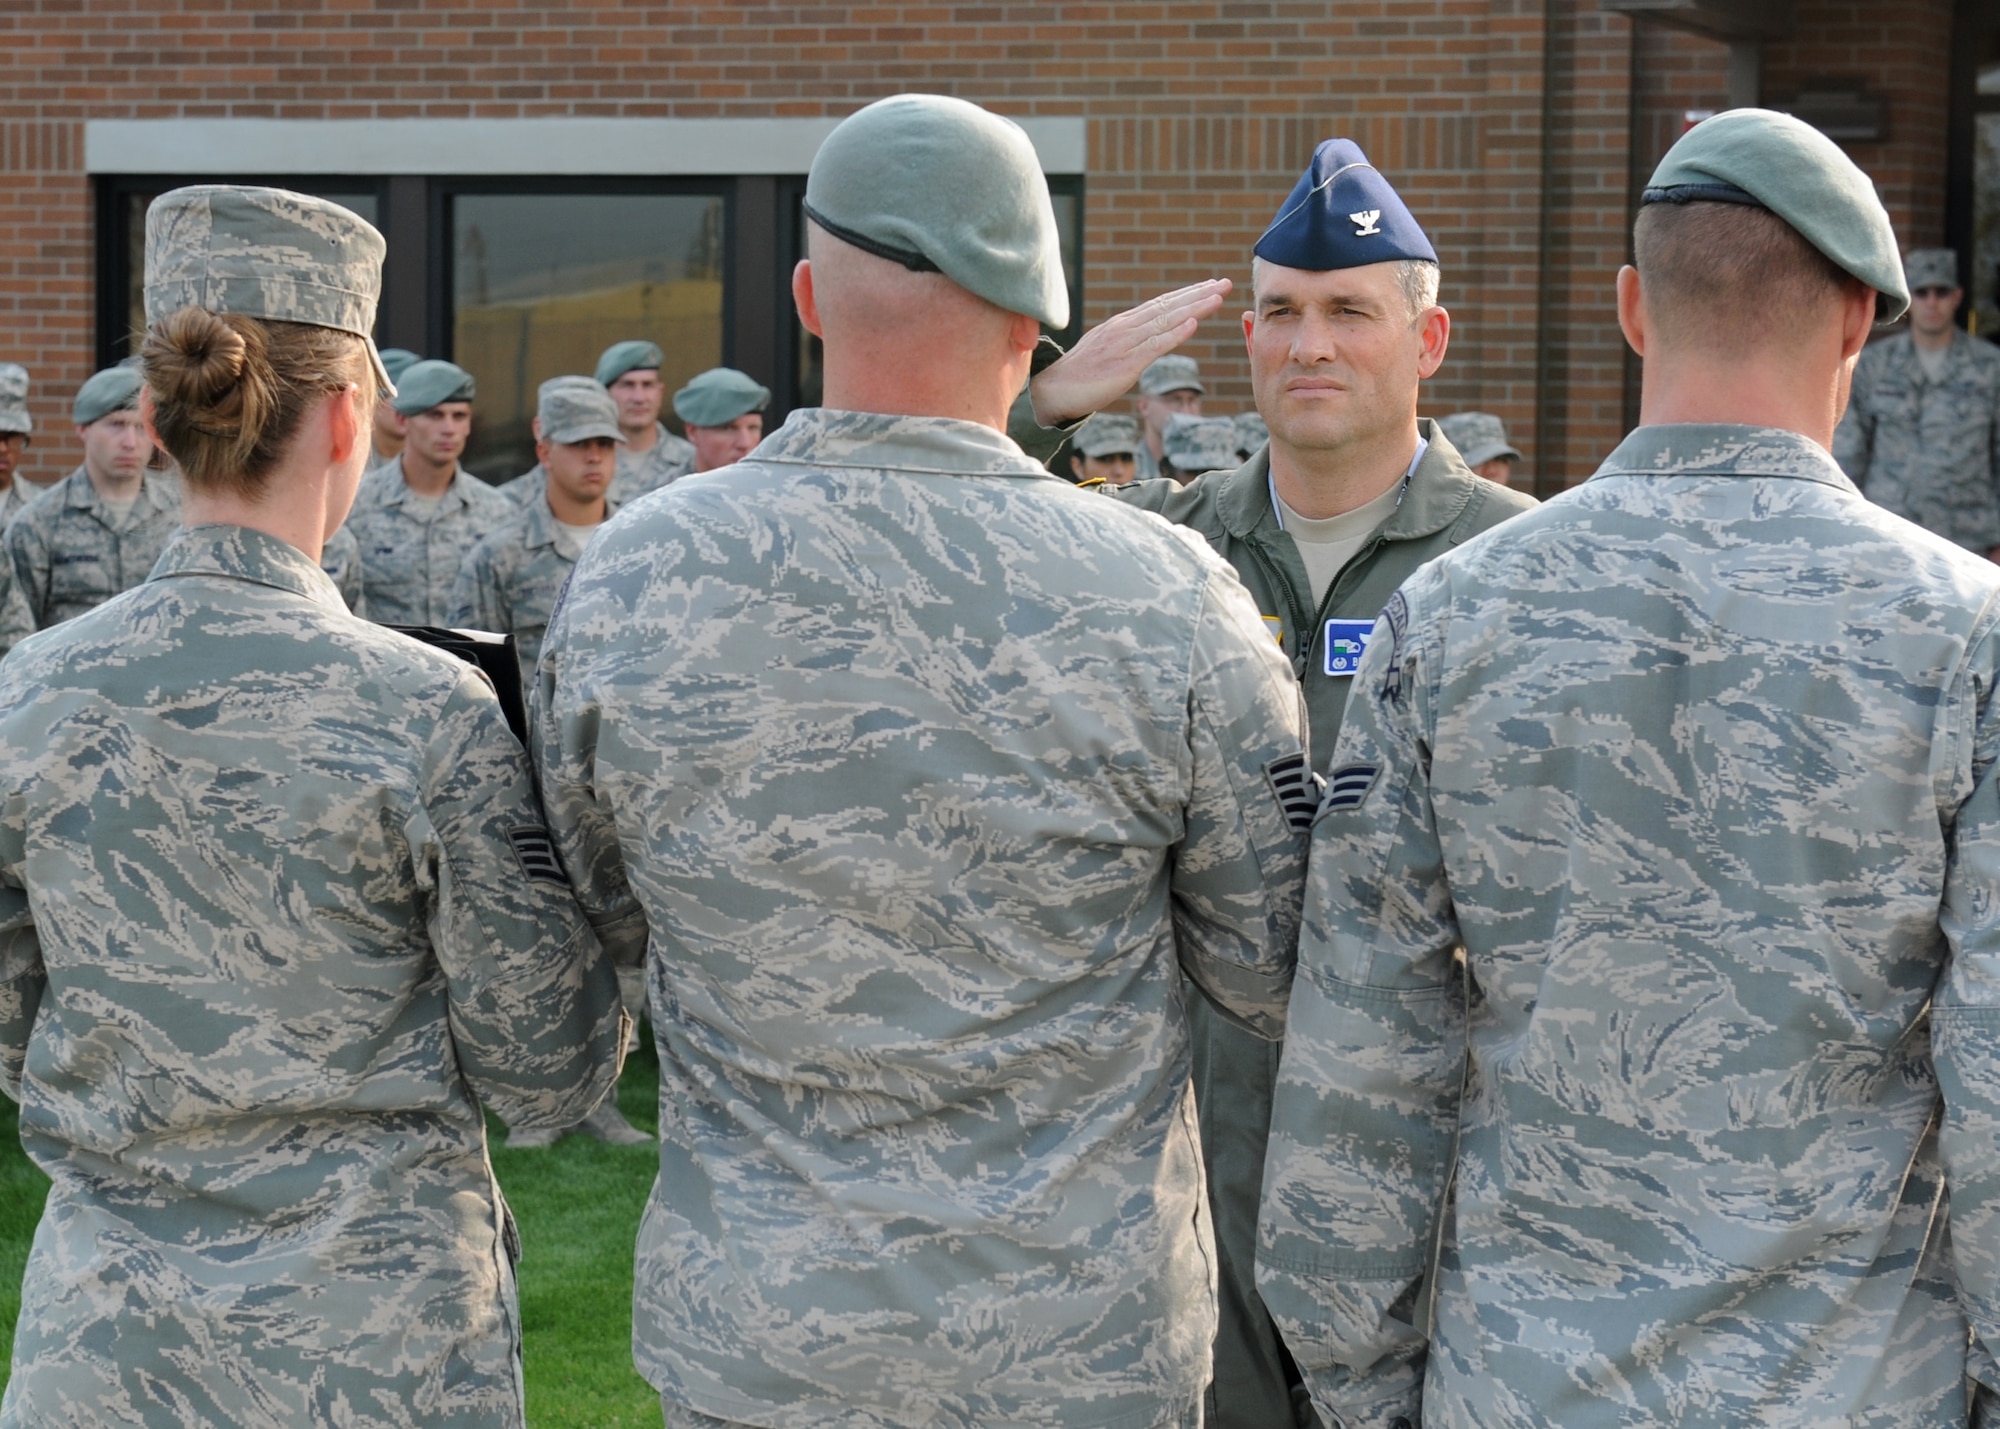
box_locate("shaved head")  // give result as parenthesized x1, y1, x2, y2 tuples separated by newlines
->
(797, 223, 1041, 429)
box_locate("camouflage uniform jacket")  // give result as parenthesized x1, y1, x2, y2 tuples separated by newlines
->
(536, 408, 1310, 1429)
(1835, 328, 2000, 551)
(1115, 422, 1536, 772)
(1260, 423, 2000, 1429)
(319, 520, 367, 616)
(448, 493, 600, 681)
(340, 458, 515, 626)
(6, 464, 182, 630)
(614, 422, 694, 500)
(0, 477, 52, 531)
(0, 523, 626, 1429)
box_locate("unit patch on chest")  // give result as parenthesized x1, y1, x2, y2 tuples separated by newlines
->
(1323, 618, 1376, 677)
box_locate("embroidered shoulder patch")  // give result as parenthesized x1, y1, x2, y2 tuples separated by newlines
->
(1323, 762, 1380, 812)
(507, 825, 569, 886)
(1264, 751, 1323, 834)
(1377, 591, 1409, 703)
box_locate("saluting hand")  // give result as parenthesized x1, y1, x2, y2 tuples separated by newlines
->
(1028, 279, 1233, 427)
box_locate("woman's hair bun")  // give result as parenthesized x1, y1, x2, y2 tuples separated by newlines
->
(145, 307, 270, 441)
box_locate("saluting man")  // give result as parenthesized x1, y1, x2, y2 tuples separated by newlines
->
(1033, 138, 1537, 1429)
(1260, 109, 2000, 1429)
(339, 358, 513, 626)
(537, 92, 1309, 1429)
(7, 365, 181, 638)
(597, 340, 697, 501)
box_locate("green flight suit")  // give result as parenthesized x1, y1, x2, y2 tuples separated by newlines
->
(1115, 420, 1535, 1427)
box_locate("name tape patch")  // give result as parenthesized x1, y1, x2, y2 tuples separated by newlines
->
(1324, 618, 1377, 677)
(1263, 751, 1323, 835)
(1323, 762, 1380, 812)
(507, 826, 569, 886)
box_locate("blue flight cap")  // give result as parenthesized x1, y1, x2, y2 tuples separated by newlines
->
(1254, 139, 1437, 271)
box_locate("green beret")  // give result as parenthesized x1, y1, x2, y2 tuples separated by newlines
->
(596, 340, 663, 387)
(390, 359, 475, 416)
(144, 185, 395, 396)
(673, 368, 771, 428)
(378, 348, 421, 385)
(1641, 108, 1908, 323)
(0, 364, 31, 436)
(1905, 249, 1959, 291)
(804, 94, 1069, 328)
(73, 366, 143, 426)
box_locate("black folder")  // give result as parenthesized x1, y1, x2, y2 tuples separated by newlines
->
(386, 626, 528, 744)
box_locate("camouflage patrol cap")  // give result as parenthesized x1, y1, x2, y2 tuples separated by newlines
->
(1438, 411, 1521, 467)
(1905, 249, 1959, 291)
(1139, 355, 1204, 397)
(1641, 109, 1908, 322)
(390, 359, 475, 416)
(673, 367, 771, 428)
(143, 185, 395, 395)
(540, 380, 626, 446)
(804, 94, 1069, 328)
(0, 364, 30, 436)
(1072, 413, 1140, 459)
(1162, 413, 1240, 475)
(596, 340, 663, 387)
(1232, 411, 1268, 456)
(73, 366, 143, 426)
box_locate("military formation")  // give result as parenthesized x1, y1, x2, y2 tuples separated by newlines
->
(2, 85, 2000, 1429)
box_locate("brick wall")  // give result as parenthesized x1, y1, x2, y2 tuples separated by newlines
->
(0, 0, 1962, 487)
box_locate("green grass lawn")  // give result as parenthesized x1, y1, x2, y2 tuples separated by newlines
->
(0, 1039, 665, 1427)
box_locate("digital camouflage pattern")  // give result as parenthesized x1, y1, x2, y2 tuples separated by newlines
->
(1115, 427, 1533, 1429)
(449, 493, 602, 681)
(0, 523, 626, 1428)
(5, 464, 182, 631)
(0, 554, 31, 659)
(1835, 328, 2000, 551)
(339, 458, 516, 625)
(536, 407, 1309, 1428)
(1260, 423, 2000, 1429)
(0, 478, 51, 533)
(319, 520, 366, 615)
(615, 422, 694, 499)
(143, 185, 396, 395)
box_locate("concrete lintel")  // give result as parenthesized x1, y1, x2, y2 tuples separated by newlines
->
(86, 116, 1088, 177)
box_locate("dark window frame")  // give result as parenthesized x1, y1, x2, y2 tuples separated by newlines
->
(97, 169, 1086, 429)
(94, 173, 391, 371)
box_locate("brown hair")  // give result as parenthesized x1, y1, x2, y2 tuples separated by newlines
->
(140, 307, 370, 498)
(1632, 201, 1851, 359)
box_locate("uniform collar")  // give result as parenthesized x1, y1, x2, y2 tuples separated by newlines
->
(63, 464, 176, 515)
(753, 407, 1059, 479)
(147, 523, 348, 610)
(377, 458, 474, 509)
(1214, 417, 1486, 544)
(1588, 423, 1856, 492)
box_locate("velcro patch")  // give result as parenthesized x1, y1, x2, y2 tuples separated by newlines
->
(1264, 751, 1323, 835)
(506, 826, 568, 886)
(1323, 619, 1376, 677)
(1323, 762, 1380, 813)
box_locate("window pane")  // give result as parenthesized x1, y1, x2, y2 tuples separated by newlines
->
(124, 188, 378, 357)
(451, 191, 725, 482)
